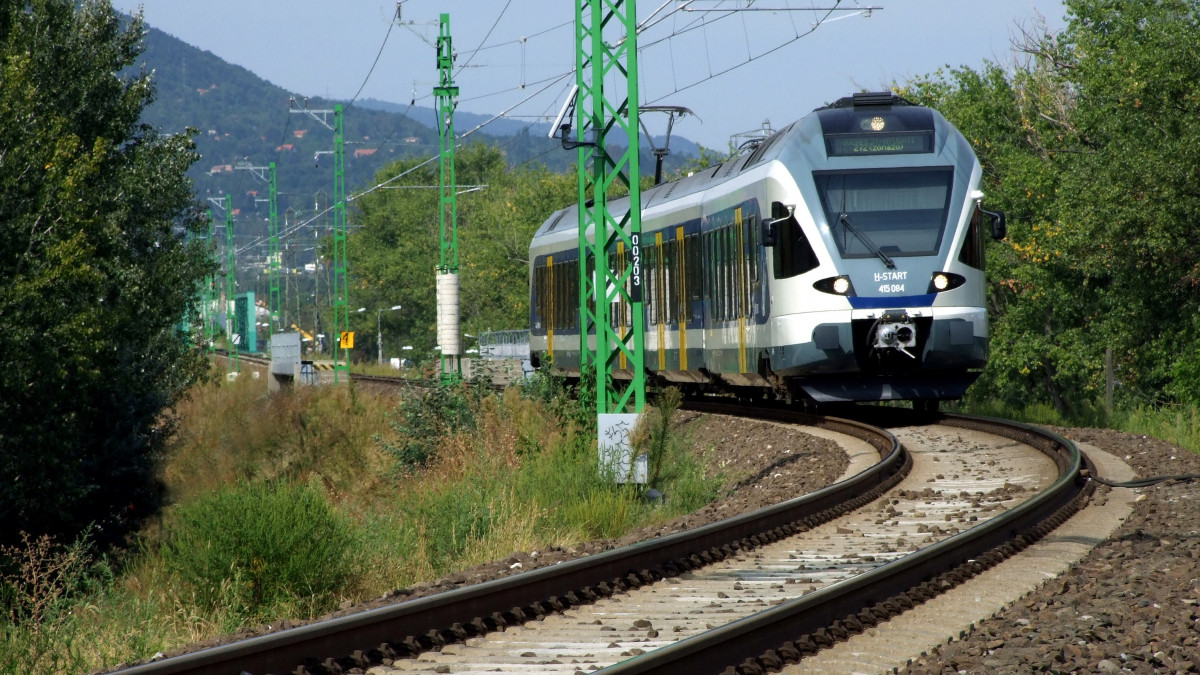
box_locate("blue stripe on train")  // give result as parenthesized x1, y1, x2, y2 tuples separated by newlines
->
(848, 293, 936, 309)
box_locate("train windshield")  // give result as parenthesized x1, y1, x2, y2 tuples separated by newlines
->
(814, 168, 953, 260)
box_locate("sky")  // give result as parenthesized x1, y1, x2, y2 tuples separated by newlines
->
(108, 0, 1068, 150)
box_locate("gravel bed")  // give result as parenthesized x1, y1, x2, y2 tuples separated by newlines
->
(903, 427, 1200, 675)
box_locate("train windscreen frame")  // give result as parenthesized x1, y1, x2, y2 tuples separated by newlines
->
(813, 167, 954, 260)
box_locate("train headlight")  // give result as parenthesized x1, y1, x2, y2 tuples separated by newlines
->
(927, 272, 966, 293)
(814, 276, 855, 296)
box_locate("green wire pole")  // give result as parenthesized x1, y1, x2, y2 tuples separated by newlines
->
(268, 162, 280, 340)
(224, 194, 239, 375)
(205, 208, 216, 357)
(435, 13, 462, 384)
(332, 104, 350, 385)
(575, 0, 646, 416)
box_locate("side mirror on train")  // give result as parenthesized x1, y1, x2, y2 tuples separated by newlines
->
(761, 219, 778, 247)
(762, 201, 791, 247)
(985, 209, 1007, 240)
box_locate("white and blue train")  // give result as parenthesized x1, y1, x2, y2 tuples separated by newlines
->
(528, 92, 1005, 406)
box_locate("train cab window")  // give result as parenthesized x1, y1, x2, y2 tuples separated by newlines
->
(814, 168, 953, 260)
(773, 214, 820, 279)
(959, 205, 986, 270)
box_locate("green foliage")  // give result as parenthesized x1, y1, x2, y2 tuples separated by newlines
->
(158, 480, 357, 618)
(0, 0, 213, 550)
(379, 385, 477, 472)
(347, 145, 577, 358)
(903, 0, 1200, 415)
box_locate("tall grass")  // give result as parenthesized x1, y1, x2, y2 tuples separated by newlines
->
(0, 372, 722, 673)
(164, 374, 394, 502)
(956, 398, 1200, 455)
(1115, 404, 1200, 454)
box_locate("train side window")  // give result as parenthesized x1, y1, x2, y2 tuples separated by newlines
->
(721, 225, 732, 321)
(535, 265, 545, 330)
(715, 228, 724, 321)
(646, 244, 657, 325)
(747, 213, 761, 315)
(959, 206, 986, 270)
(703, 231, 713, 322)
(773, 215, 819, 279)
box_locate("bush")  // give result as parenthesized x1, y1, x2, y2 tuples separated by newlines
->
(378, 385, 477, 472)
(158, 481, 357, 618)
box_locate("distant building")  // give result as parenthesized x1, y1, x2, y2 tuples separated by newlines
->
(353, 148, 378, 158)
(209, 164, 233, 175)
(293, 129, 308, 138)
(276, 143, 295, 152)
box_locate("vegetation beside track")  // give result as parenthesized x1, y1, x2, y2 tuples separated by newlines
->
(0, 371, 720, 674)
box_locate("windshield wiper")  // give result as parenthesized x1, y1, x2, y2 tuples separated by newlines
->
(838, 213, 895, 269)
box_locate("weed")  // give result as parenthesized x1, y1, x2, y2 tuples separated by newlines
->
(0, 531, 97, 674)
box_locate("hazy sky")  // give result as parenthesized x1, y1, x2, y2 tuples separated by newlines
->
(109, 0, 1067, 149)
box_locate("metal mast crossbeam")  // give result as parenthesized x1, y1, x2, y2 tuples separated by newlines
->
(435, 13, 462, 384)
(575, 0, 645, 415)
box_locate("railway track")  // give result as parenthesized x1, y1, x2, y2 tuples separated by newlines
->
(112, 398, 1093, 675)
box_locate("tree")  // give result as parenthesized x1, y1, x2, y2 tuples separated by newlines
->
(903, 0, 1200, 414)
(0, 0, 212, 549)
(347, 144, 575, 361)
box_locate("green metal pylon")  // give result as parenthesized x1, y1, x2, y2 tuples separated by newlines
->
(575, 0, 645, 415)
(435, 12, 462, 384)
(268, 162, 280, 340)
(205, 208, 216, 357)
(224, 194, 240, 374)
(331, 104, 350, 384)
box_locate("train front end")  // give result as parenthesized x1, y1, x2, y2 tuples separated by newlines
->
(766, 92, 1004, 403)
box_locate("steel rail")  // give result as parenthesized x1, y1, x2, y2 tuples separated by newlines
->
(599, 410, 1095, 674)
(111, 410, 903, 675)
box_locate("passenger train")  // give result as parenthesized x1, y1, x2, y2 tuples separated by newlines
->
(528, 91, 1005, 406)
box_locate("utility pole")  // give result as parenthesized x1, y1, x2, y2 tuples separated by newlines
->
(435, 13, 462, 384)
(224, 194, 239, 375)
(292, 99, 349, 381)
(205, 209, 216, 357)
(571, 0, 646, 417)
(331, 104, 349, 383)
(268, 162, 280, 338)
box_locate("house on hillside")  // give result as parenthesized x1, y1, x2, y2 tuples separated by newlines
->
(353, 148, 378, 159)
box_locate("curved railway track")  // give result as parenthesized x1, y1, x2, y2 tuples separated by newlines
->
(122, 374, 1095, 675)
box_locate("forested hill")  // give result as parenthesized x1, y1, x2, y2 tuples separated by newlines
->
(132, 22, 699, 223)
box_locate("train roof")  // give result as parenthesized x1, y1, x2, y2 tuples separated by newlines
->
(532, 92, 963, 242)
